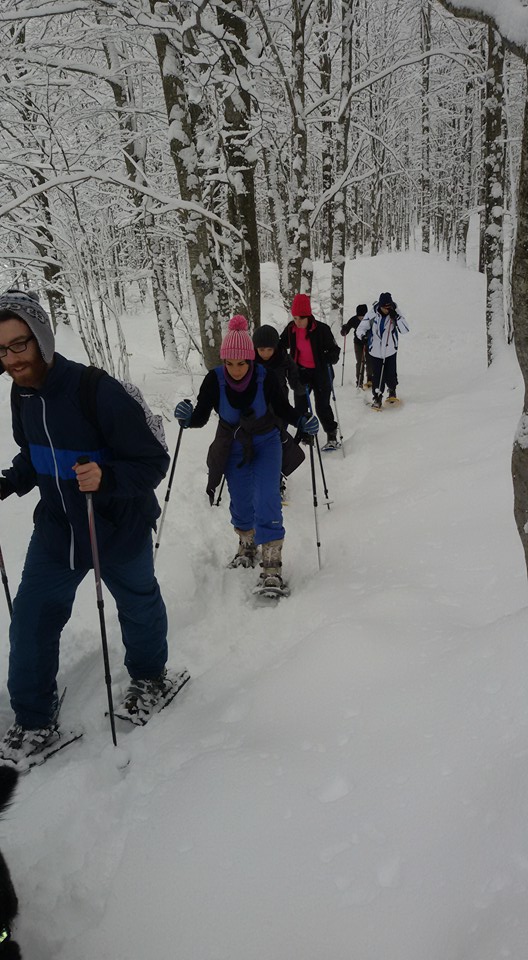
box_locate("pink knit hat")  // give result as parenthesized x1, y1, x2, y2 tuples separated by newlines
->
(291, 293, 312, 317)
(220, 315, 255, 360)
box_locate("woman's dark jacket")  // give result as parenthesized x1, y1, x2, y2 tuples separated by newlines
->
(341, 315, 365, 344)
(255, 345, 304, 400)
(279, 317, 340, 391)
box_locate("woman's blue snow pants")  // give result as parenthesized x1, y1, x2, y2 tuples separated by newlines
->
(225, 429, 284, 546)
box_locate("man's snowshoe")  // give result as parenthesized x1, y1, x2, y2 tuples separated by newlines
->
(371, 394, 383, 410)
(0, 721, 83, 772)
(385, 392, 400, 405)
(114, 668, 190, 726)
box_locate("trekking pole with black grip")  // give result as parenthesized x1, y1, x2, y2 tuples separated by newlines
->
(77, 456, 117, 748)
(306, 387, 331, 509)
(340, 334, 347, 387)
(154, 420, 185, 566)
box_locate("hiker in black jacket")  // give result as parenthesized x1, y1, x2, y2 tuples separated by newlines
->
(252, 324, 304, 403)
(0, 289, 178, 768)
(279, 294, 341, 451)
(341, 303, 373, 388)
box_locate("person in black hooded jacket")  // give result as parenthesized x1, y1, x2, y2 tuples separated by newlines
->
(0, 289, 177, 768)
(279, 294, 341, 451)
(252, 324, 304, 403)
(341, 303, 373, 388)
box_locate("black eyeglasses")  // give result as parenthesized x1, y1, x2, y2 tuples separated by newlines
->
(0, 334, 35, 358)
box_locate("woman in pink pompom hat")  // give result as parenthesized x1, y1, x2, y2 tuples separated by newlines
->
(174, 315, 319, 596)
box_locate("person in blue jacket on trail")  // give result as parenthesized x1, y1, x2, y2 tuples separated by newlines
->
(175, 315, 318, 595)
(356, 292, 409, 409)
(0, 290, 176, 767)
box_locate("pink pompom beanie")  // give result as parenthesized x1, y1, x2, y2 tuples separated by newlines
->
(220, 315, 255, 360)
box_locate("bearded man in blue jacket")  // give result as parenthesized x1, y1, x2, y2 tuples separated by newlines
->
(0, 290, 173, 766)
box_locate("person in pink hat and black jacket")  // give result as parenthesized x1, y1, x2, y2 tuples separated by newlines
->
(279, 294, 341, 451)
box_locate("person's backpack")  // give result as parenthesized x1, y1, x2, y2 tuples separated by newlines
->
(79, 366, 168, 452)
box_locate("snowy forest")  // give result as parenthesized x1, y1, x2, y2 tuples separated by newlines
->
(4, 0, 528, 563)
(4, 2, 528, 958)
(0, 0, 524, 366)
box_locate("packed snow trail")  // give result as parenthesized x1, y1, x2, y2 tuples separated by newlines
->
(0, 253, 527, 960)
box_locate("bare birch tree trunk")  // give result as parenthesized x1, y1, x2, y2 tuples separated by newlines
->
(317, 0, 333, 263)
(511, 92, 528, 576)
(330, 1, 353, 328)
(484, 26, 506, 365)
(218, 1, 261, 329)
(151, 20, 222, 369)
(420, 0, 432, 254)
(287, 0, 313, 300)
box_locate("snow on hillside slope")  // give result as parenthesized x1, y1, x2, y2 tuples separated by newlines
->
(0, 252, 527, 960)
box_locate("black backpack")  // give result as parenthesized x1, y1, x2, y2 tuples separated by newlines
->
(11, 365, 168, 452)
(79, 367, 168, 451)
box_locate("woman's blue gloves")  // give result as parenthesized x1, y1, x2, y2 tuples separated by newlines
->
(174, 399, 193, 428)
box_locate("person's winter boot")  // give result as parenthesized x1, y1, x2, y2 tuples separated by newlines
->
(386, 389, 399, 404)
(371, 392, 383, 410)
(254, 539, 289, 595)
(229, 527, 258, 568)
(321, 432, 340, 452)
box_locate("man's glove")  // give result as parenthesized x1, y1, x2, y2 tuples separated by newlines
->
(0, 477, 14, 501)
(389, 307, 398, 321)
(297, 414, 319, 436)
(174, 399, 193, 428)
(340, 326, 347, 337)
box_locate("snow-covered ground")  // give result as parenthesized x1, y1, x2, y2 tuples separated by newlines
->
(1, 251, 527, 960)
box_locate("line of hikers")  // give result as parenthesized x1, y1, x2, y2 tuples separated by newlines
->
(0, 287, 407, 767)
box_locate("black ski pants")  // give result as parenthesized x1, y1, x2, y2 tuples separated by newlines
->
(371, 353, 398, 396)
(294, 367, 338, 437)
(354, 341, 373, 386)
